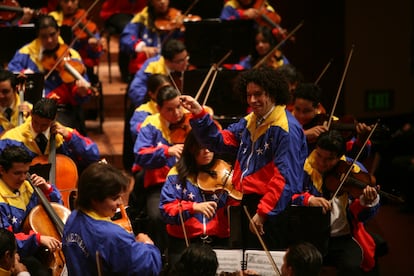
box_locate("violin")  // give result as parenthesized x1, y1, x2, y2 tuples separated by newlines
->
(62, 9, 98, 41)
(0, 0, 42, 22)
(197, 159, 242, 200)
(324, 160, 404, 203)
(155, 7, 201, 32)
(169, 112, 192, 144)
(42, 44, 86, 84)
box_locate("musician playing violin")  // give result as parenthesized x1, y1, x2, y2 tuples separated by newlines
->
(160, 131, 239, 268)
(0, 145, 63, 276)
(120, 0, 185, 79)
(129, 39, 189, 107)
(132, 85, 188, 256)
(291, 130, 382, 276)
(8, 15, 91, 135)
(49, 0, 104, 85)
(234, 25, 289, 70)
(292, 82, 372, 160)
(62, 161, 162, 276)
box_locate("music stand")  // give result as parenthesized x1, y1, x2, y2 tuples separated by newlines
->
(183, 69, 247, 120)
(0, 25, 36, 66)
(15, 73, 45, 105)
(184, 19, 255, 68)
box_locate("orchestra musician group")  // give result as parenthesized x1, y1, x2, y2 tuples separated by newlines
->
(0, 0, 395, 275)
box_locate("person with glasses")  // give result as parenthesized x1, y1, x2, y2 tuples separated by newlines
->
(128, 39, 190, 108)
(180, 67, 307, 251)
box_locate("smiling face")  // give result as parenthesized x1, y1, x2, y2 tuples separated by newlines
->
(246, 82, 274, 118)
(91, 193, 124, 218)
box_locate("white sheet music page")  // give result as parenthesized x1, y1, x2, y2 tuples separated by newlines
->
(214, 249, 244, 274)
(245, 250, 285, 276)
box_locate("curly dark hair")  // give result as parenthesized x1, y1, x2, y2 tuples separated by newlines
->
(235, 67, 290, 105)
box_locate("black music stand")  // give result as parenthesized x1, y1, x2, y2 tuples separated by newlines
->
(15, 73, 45, 105)
(0, 25, 36, 66)
(184, 19, 255, 68)
(183, 69, 247, 121)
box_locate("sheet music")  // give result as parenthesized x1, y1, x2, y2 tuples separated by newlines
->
(244, 250, 285, 276)
(214, 249, 243, 274)
(215, 249, 285, 275)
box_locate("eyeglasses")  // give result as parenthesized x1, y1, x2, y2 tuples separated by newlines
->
(172, 55, 190, 64)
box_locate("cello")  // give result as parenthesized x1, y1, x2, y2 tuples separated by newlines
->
(23, 173, 71, 276)
(30, 129, 78, 210)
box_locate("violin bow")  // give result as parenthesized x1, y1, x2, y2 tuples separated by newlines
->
(16, 73, 27, 125)
(70, 0, 100, 34)
(242, 206, 281, 276)
(326, 45, 354, 129)
(253, 20, 304, 69)
(330, 121, 379, 200)
(178, 202, 190, 247)
(314, 58, 333, 85)
(194, 50, 232, 105)
(96, 250, 103, 276)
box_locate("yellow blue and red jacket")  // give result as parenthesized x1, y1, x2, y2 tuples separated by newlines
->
(8, 38, 90, 106)
(0, 117, 100, 171)
(0, 178, 62, 257)
(291, 151, 379, 271)
(190, 106, 308, 218)
(160, 166, 239, 239)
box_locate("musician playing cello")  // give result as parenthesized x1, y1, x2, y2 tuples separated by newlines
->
(0, 145, 62, 276)
(180, 67, 307, 251)
(291, 130, 381, 275)
(159, 131, 239, 268)
(0, 98, 100, 173)
(62, 161, 162, 276)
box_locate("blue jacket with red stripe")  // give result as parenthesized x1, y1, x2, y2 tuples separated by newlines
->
(189, 106, 307, 218)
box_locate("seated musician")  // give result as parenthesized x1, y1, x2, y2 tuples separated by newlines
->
(0, 70, 32, 135)
(49, 0, 104, 85)
(0, 145, 63, 275)
(62, 161, 162, 276)
(291, 83, 372, 160)
(291, 130, 381, 275)
(180, 67, 308, 251)
(120, 0, 185, 81)
(8, 15, 91, 135)
(132, 85, 189, 258)
(159, 131, 239, 268)
(100, 0, 145, 83)
(0, 228, 30, 276)
(129, 74, 171, 142)
(235, 25, 289, 70)
(276, 64, 304, 111)
(281, 242, 323, 276)
(128, 39, 189, 108)
(220, 0, 281, 23)
(0, 98, 100, 173)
